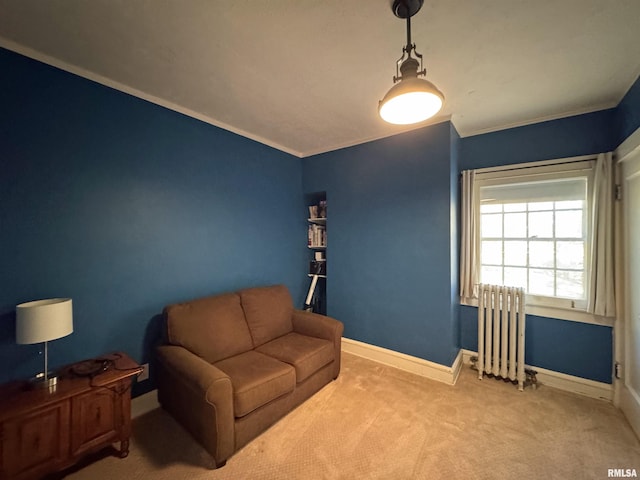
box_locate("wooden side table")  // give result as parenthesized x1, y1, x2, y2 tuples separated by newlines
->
(0, 352, 142, 480)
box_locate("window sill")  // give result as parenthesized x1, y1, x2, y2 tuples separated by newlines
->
(460, 298, 614, 327)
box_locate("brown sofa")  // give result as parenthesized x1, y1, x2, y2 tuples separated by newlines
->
(156, 284, 344, 468)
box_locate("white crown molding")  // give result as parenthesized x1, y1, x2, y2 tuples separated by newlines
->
(342, 337, 462, 386)
(619, 63, 640, 102)
(456, 103, 619, 139)
(2, 37, 632, 159)
(460, 349, 613, 401)
(299, 116, 453, 158)
(1, 38, 453, 160)
(0, 38, 304, 158)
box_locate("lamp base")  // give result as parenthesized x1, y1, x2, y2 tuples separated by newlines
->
(28, 372, 59, 390)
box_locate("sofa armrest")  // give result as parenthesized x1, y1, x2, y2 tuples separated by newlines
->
(291, 310, 344, 379)
(156, 345, 234, 466)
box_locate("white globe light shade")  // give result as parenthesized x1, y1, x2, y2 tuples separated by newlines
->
(379, 77, 444, 125)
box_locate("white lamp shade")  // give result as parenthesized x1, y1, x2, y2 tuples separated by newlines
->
(379, 77, 444, 125)
(16, 298, 74, 344)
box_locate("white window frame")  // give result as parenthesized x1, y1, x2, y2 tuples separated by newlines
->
(461, 155, 614, 327)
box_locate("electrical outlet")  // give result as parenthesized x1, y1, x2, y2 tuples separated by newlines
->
(138, 363, 150, 382)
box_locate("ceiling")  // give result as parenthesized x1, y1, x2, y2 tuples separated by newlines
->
(1, 1, 639, 158)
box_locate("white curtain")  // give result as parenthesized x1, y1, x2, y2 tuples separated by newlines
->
(459, 170, 478, 301)
(588, 152, 616, 317)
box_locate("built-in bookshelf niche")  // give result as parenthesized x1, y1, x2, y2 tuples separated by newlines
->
(305, 192, 327, 314)
(307, 195, 327, 257)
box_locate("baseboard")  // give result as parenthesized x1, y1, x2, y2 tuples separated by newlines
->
(341, 338, 462, 385)
(620, 384, 640, 440)
(131, 389, 160, 419)
(461, 349, 613, 401)
(130, 341, 464, 416)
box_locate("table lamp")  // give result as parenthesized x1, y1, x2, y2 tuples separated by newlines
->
(16, 298, 74, 388)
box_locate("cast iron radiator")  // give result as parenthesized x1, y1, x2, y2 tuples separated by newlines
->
(476, 284, 527, 391)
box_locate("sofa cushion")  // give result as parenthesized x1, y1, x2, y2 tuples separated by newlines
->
(165, 292, 253, 364)
(239, 285, 294, 348)
(214, 351, 295, 418)
(255, 332, 334, 383)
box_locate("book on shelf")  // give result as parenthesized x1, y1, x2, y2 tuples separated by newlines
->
(307, 223, 326, 247)
(318, 200, 327, 219)
(308, 200, 327, 219)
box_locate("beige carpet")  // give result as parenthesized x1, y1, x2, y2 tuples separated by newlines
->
(64, 352, 640, 480)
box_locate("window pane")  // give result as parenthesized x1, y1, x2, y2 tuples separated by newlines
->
(528, 202, 553, 211)
(556, 210, 583, 238)
(481, 265, 502, 285)
(556, 241, 584, 269)
(504, 203, 527, 212)
(504, 241, 527, 266)
(529, 241, 554, 268)
(557, 270, 584, 299)
(481, 241, 502, 265)
(529, 211, 553, 238)
(504, 267, 527, 289)
(556, 200, 583, 210)
(529, 269, 555, 296)
(476, 170, 590, 303)
(480, 204, 502, 213)
(481, 213, 503, 237)
(504, 213, 526, 237)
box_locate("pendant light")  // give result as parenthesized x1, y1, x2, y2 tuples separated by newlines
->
(378, 0, 444, 125)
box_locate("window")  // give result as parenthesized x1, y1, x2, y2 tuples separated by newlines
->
(475, 161, 594, 311)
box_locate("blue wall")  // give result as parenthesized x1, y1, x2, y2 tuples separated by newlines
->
(302, 123, 459, 366)
(1, 46, 637, 390)
(0, 48, 306, 388)
(301, 110, 622, 381)
(614, 75, 640, 146)
(460, 109, 617, 170)
(458, 110, 617, 383)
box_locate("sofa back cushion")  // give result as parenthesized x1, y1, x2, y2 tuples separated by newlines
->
(239, 285, 294, 347)
(165, 292, 254, 364)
